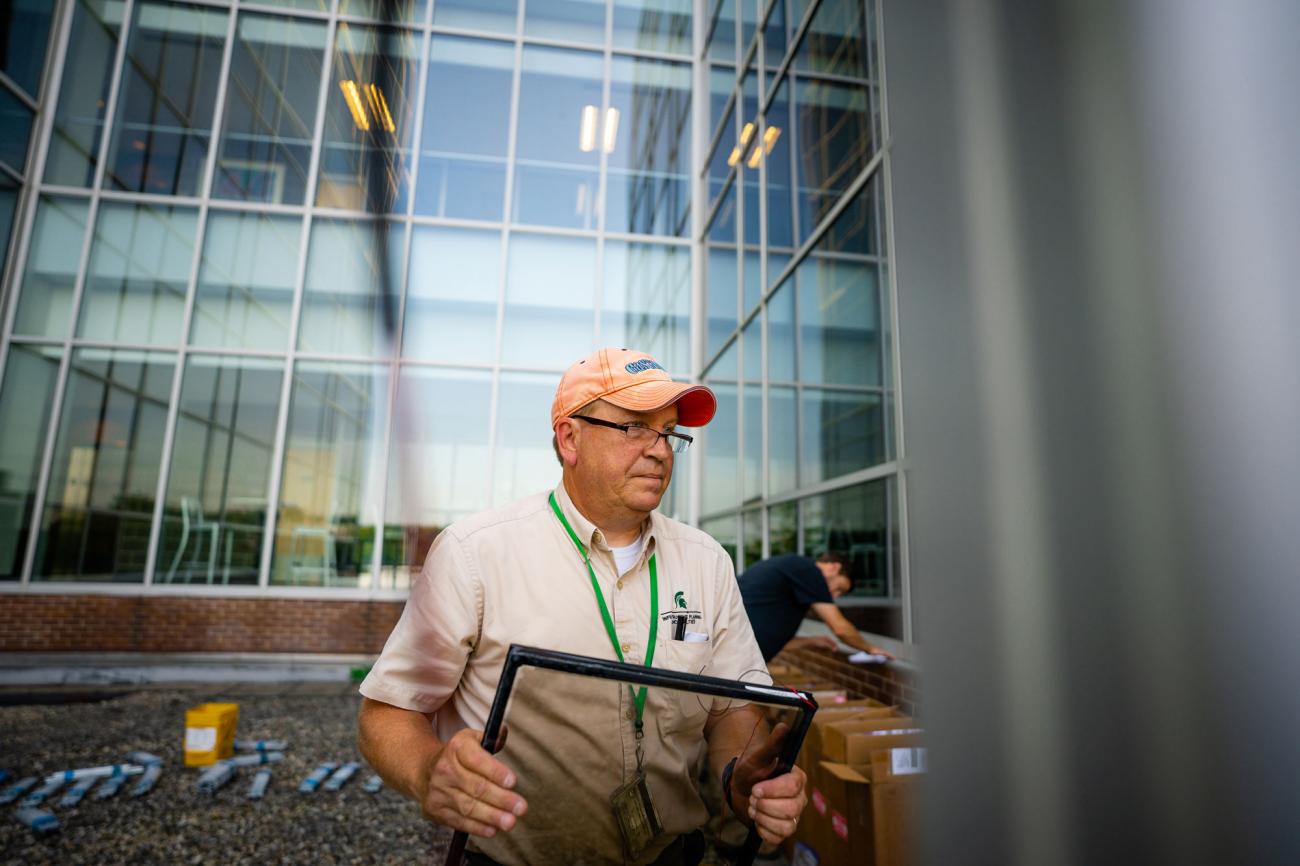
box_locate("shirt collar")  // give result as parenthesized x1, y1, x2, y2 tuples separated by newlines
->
(554, 480, 660, 555)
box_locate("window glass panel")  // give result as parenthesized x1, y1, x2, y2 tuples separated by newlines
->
(742, 507, 761, 570)
(0, 175, 15, 277)
(706, 85, 736, 199)
(493, 371, 559, 506)
(77, 202, 200, 346)
(44, 0, 123, 187)
(0, 0, 55, 95)
(156, 355, 281, 586)
(501, 233, 595, 369)
(764, 78, 793, 261)
(13, 197, 90, 339)
(338, 0, 428, 23)
(271, 361, 388, 587)
(791, 76, 873, 244)
(701, 380, 737, 516)
(104, 2, 227, 196)
(602, 241, 690, 376)
(0, 345, 62, 580)
(605, 57, 691, 237)
(700, 514, 736, 570)
(768, 500, 796, 556)
(706, 0, 735, 64)
(300, 218, 404, 356)
(706, 182, 737, 359)
(800, 388, 883, 483)
(433, 0, 518, 34)
(257, 0, 330, 10)
(767, 277, 794, 381)
(800, 478, 899, 637)
(768, 384, 796, 494)
(797, 256, 879, 387)
(707, 65, 734, 156)
(316, 24, 419, 213)
(403, 225, 501, 364)
(415, 36, 512, 221)
(763, 0, 788, 95)
(523, 0, 605, 46)
(33, 349, 175, 583)
(793, 0, 874, 80)
(740, 0, 757, 51)
(382, 367, 491, 589)
(212, 14, 327, 205)
(612, 0, 691, 56)
(0, 87, 33, 174)
(743, 383, 761, 502)
(512, 46, 602, 230)
(191, 211, 300, 351)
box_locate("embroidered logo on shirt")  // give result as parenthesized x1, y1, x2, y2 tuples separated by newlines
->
(673, 591, 688, 610)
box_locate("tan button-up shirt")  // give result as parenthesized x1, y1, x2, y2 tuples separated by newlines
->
(360, 481, 770, 865)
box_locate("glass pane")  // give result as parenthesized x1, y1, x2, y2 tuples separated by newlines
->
(706, 0, 735, 64)
(707, 65, 735, 156)
(768, 384, 796, 494)
(0, 345, 62, 580)
(764, 78, 794, 260)
(156, 355, 281, 586)
(791, 75, 873, 244)
(0, 0, 55, 95)
(801, 388, 883, 483)
(0, 87, 33, 173)
(605, 57, 691, 237)
(78, 202, 200, 346)
(763, 0, 788, 95)
(801, 478, 900, 637)
(257, 0, 330, 9)
(767, 278, 794, 381)
(793, 0, 875, 80)
(701, 382, 737, 516)
(742, 383, 761, 502)
(522, 0, 605, 45)
(742, 507, 762, 569)
(191, 211, 300, 351)
(433, 0, 518, 34)
(705, 183, 737, 359)
(316, 24, 420, 213)
(512, 46, 602, 230)
(493, 371, 559, 506)
(768, 500, 796, 556)
(381, 367, 492, 589)
(0, 175, 14, 277)
(104, 1, 227, 196)
(415, 36, 512, 221)
(213, 14, 327, 205)
(742, 248, 761, 318)
(612, 0, 692, 56)
(501, 234, 595, 369)
(338, 0, 428, 23)
(33, 349, 175, 583)
(706, 82, 736, 197)
(271, 362, 388, 587)
(403, 225, 501, 364)
(700, 513, 736, 568)
(602, 241, 690, 376)
(44, 0, 123, 187)
(13, 197, 90, 339)
(300, 218, 404, 356)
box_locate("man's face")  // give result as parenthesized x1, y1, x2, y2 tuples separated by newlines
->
(815, 561, 852, 599)
(570, 402, 679, 517)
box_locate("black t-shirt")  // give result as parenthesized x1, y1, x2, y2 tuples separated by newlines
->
(738, 555, 833, 661)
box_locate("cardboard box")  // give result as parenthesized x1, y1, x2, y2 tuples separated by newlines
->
(870, 748, 926, 866)
(821, 717, 917, 764)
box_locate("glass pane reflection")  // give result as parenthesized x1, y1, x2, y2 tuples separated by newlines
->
(33, 349, 175, 583)
(192, 211, 300, 351)
(700, 513, 736, 568)
(77, 202, 200, 346)
(13, 197, 90, 339)
(381, 367, 491, 589)
(768, 500, 796, 556)
(742, 507, 762, 569)
(300, 218, 404, 356)
(797, 256, 880, 388)
(416, 36, 512, 221)
(213, 14, 327, 205)
(104, 1, 227, 196)
(44, 0, 123, 187)
(403, 225, 501, 364)
(602, 241, 690, 376)
(705, 183, 737, 358)
(0, 87, 33, 173)
(605, 57, 691, 237)
(800, 387, 883, 484)
(433, 0, 518, 34)
(493, 372, 559, 506)
(271, 362, 388, 587)
(0, 0, 55, 95)
(501, 234, 595, 370)
(701, 380, 737, 516)
(157, 355, 281, 586)
(0, 345, 62, 581)
(792, 75, 873, 244)
(768, 385, 796, 494)
(523, 0, 605, 46)
(612, 0, 691, 56)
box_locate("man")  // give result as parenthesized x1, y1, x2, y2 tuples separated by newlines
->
(739, 553, 895, 662)
(358, 348, 807, 866)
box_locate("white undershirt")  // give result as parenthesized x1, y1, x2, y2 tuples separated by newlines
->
(611, 535, 645, 576)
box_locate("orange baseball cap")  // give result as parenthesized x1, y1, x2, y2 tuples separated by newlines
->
(551, 348, 717, 429)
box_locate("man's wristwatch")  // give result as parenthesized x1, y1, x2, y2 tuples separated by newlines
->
(721, 756, 739, 813)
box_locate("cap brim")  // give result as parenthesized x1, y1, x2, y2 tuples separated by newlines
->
(603, 381, 717, 427)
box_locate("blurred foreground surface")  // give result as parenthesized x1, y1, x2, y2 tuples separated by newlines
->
(0, 684, 448, 865)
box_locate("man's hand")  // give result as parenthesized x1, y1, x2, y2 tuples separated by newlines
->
(729, 722, 808, 845)
(420, 728, 528, 838)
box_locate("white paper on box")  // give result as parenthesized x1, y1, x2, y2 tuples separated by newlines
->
(186, 727, 218, 751)
(890, 747, 927, 776)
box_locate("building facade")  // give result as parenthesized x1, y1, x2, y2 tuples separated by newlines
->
(0, 0, 908, 655)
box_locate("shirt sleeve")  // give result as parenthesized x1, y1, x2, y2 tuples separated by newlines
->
(358, 529, 482, 713)
(789, 559, 833, 606)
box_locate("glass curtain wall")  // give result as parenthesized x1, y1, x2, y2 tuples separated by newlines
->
(0, 0, 694, 593)
(699, 0, 906, 640)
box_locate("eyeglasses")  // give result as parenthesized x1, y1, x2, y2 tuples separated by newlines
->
(570, 415, 694, 454)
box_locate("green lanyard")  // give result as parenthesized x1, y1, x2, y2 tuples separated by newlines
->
(549, 493, 658, 729)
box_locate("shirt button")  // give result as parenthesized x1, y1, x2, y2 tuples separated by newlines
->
(616, 580, 624, 591)
(621, 642, 631, 653)
(625, 709, 633, 721)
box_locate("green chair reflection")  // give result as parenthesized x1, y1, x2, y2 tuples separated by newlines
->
(166, 496, 220, 584)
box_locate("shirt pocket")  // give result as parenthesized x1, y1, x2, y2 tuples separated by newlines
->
(652, 637, 714, 737)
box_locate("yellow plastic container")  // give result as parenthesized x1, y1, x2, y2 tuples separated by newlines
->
(184, 702, 239, 767)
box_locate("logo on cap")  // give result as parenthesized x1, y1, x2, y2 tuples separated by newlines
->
(624, 359, 665, 375)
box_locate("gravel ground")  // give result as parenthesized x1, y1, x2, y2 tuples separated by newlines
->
(0, 683, 451, 865)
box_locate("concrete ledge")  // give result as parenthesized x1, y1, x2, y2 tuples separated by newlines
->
(0, 651, 375, 686)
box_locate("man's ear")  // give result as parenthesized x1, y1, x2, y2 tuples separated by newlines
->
(555, 419, 581, 467)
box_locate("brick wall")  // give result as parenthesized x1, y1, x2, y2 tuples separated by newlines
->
(0, 596, 404, 655)
(779, 645, 921, 718)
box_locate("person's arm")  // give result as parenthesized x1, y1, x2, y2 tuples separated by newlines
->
(358, 698, 527, 837)
(704, 704, 807, 845)
(809, 602, 896, 658)
(779, 635, 841, 654)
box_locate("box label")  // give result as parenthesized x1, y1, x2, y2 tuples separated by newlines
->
(186, 726, 217, 751)
(831, 810, 849, 841)
(811, 788, 827, 816)
(791, 841, 820, 866)
(891, 747, 928, 776)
